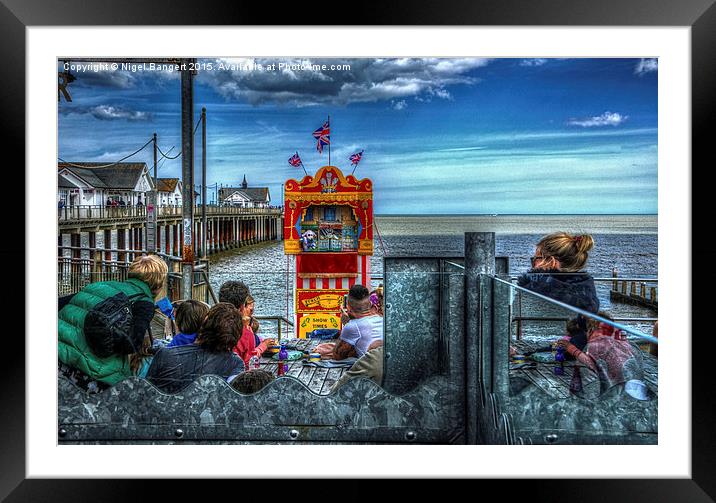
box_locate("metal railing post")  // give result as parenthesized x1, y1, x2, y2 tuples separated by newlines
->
(180, 59, 195, 300)
(465, 231, 495, 444)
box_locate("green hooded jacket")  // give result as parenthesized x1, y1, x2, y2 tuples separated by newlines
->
(58, 278, 154, 386)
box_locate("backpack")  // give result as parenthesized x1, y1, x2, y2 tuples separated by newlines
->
(84, 291, 146, 358)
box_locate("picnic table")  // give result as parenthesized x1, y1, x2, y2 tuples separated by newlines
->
(259, 337, 349, 396)
(510, 339, 658, 399)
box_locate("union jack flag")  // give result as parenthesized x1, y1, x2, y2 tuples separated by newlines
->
(312, 119, 330, 154)
(349, 150, 364, 166)
(288, 152, 302, 168)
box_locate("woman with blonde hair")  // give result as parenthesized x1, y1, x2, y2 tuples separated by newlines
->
(518, 232, 599, 352)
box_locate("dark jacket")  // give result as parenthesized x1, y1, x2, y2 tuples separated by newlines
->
(517, 269, 599, 352)
(146, 344, 244, 393)
(517, 269, 599, 313)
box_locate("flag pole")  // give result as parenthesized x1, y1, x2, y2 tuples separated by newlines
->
(351, 150, 363, 176)
(327, 114, 331, 166)
(297, 151, 308, 177)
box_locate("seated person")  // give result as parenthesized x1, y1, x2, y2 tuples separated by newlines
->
(517, 232, 599, 314)
(557, 311, 648, 400)
(331, 340, 384, 391)
(218, 282, 273, 367)
(167, 299, 210, 348)
(146, 303, 245, 393)
(58, 254, 168, 392)
(231, 294, 274, 368)
(316, 284, 384, 361)
(230, 369, 275, 394)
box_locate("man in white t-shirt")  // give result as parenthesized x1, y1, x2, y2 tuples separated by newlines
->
(330, 284, 384, 360)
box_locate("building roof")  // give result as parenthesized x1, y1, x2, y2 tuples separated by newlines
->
(58, 174, 76, 189)
(156, 178, 180, 193)
(219, 186, 270, 202)
(57, 162, 148, 189)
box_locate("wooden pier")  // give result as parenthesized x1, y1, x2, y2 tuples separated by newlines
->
(609, 269, 658, 310)
(59, 205, 282, 259)
(58, 205, 284, 299)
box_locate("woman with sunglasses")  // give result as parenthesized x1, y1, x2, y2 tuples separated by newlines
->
(518, 232, 599, 352)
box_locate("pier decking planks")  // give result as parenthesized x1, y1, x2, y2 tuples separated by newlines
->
(321, 368, 345, 394)
(510, 339, 658, 400)
(257, 338, 343, 395)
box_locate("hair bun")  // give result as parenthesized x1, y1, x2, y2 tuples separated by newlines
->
(573, 234, 594, 253)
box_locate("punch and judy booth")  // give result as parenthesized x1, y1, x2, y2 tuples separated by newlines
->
(284, 166, 374, 337)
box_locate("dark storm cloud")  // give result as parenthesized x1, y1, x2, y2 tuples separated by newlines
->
(198, 58, 491, 106)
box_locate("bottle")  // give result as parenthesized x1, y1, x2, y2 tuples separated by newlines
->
(277, 343, 288, 376)
(249, 355, 260, 370)
(554, 346, 565, 376)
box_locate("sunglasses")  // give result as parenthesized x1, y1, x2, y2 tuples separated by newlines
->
(530, 255, 545, 266)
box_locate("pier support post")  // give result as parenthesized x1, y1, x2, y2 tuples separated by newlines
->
(465, 232, 495, 445)
(165, 225, 170, 255)
(87, 231, 102, 283)
(117, 229, 126, 263)
(612, 268, 618, 291)
(173, 224, 179, 257)
(104, 229, 112, 262)
(129, 227, 136, 262)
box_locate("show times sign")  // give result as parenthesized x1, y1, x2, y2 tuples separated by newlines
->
(297, 313, 341, 339)
(295, 289, 347, 313)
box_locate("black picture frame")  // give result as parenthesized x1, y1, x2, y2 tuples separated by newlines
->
(5, 0, 713, 499)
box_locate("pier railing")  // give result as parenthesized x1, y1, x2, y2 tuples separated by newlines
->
(58, 204, 283, 222)
(57, 247, 213, 304)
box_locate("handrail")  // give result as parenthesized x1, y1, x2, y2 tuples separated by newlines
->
(444, 262, 658, 283)
(513, 316, 658, 323)
(199, 269, 218, 304)
(509, 275, 658, 283)
(255, 315, 294, 327)
(58, 205, 283, 221)
(492, 276, 658, 343)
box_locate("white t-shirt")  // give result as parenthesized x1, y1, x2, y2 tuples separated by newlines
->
(339, 315, 384, 357)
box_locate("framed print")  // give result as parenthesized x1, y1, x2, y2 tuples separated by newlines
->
(6, 0, 715, 499)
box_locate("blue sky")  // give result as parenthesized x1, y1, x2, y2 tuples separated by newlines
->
(58, 57, 658, 214)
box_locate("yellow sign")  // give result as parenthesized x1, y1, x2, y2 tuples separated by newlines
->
(296, 289, 346, 313)
(297, 313, 341, 339)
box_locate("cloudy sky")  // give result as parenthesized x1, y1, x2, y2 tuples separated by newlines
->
(58, 57, 658, 214)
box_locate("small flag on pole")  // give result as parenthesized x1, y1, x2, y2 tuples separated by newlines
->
(288, 152, 302, 167)
(312, 119, 330, 154)
(349, 150, 364, 166)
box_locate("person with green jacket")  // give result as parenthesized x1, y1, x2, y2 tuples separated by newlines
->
(58, 254, 168, 391)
